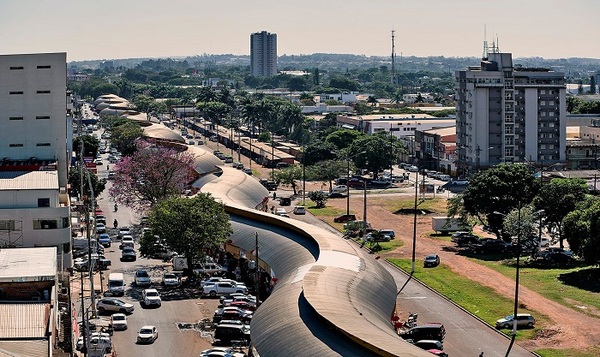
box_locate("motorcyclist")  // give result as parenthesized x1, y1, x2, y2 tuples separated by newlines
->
(114, 203, 118, 212)
(113, 219, 118, 229)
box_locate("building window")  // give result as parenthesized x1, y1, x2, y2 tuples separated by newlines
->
(9, 66, 24, 70)
(62, 217, 70, 228)
(38, 198, 50, 207)
(37, 65, 51, 69)
(36, 116, 50, 120)
(36, 143, 51, 147)
(33, 219, 58, 229)
(36, 90, 51, 94)
(9, 144, 23, 147)
(0, 220, 16, 230)
(9, 91, 23, 95)
(9, 116, 24, 120)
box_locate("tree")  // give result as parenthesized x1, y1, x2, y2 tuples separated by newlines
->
(450, 163, 540, 239)
(325, 129, 364, 151)
(532, 178, 589, 249)
(73, 135, 100, 157)
(109, 121, 144, 156)
(307, 160, 347, 192)
(302, 140, 338, 166)
(272, 165, 302, 195)
(308, 190, 328, 208)
(109, 143, 197, 212)
(563, 197, 600, 266)
(148, 194, 232, 278)
(68, 166, 106, 199)
(591, 75, 597, 95)
(348, 132, 396, 178)
(502, 204, 543, 256)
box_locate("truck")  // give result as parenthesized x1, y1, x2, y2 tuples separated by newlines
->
(202, 281, 248, 297)
(431, 216, 469, 235)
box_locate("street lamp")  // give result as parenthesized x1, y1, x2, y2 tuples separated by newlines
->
(346, 151, 367, 216)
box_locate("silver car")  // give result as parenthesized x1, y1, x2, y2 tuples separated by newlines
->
(96, 298, 134, 314)
(495, 313, 535, 329)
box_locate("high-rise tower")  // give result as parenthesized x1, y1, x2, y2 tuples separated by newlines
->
(250, 31, 277, 78)
(455, 50, 566, 172)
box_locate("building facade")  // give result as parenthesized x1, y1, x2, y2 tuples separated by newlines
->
(455, 52, 566, 173)
(0, 53, 72, 268)
(250, 31, 277, 77)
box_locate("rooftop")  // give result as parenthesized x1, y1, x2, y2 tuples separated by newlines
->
(0, 247, 57, 282)
(0, 171, 59, 190)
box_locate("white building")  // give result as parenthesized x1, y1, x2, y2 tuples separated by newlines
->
(0, 53, 72, 268)
(455, 51, 566, 171)
(250, 31, 277, 78)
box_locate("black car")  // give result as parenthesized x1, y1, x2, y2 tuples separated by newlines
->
(424, 254, 441, 267)
(470, 238, 510, 254)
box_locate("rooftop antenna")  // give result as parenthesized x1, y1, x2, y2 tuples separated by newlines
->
(495, 33, 500, 53)
(482, 25, 488, 59)
(391, 30, 397, 85)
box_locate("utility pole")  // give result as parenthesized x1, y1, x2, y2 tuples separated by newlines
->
(391, 30, 397, 85)
(254, 232, 260, 307)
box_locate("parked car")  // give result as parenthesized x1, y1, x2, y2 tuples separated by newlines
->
(242, 168, 253, 175)
(134, 270, 151, 287)
(334, 214, 357, 223)
(110, 313, 128, 331)
(199, 347, 246, 357)
(470, 238, 511, 254)
(293, 206, 306, 215)
(95, 223, 106, 234)
(136, 325, 158, 344)
(213, 306, 253, 324)
(411, 339, 444, 351)
(162, 272, 180, 287)
(399, 323, 446, 342)
(451, 231, 479, 247)
(424, 254, 441, 267)
(232, 162, 244, 169)
(495, 313, 536, 329)
(141, 288, 161, 307)
(96, 298, 134, 314)
(275, 208, 289, 217)
(332, 185, 348, 193)
(119, 236, 134, 249)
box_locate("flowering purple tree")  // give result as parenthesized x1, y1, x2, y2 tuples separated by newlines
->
(109, 143, 197, 212)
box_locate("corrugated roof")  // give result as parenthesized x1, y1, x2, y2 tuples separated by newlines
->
(0, 303, 49, 338)
(0, 247, 57, 282)
(0, 340, 49, 357)
(0, 171, 58, 190)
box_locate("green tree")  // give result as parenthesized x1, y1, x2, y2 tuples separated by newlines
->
(348, 132, 396, 178)
(591, 75, 597, 95)
(272, 165, 302, 195)
(302, 140, 338, 166)
(110, 121, 144, 156)
(563, 198, 600, 266)
(148, 194, 232, 277)
(73, 135, 100, 157)
(502, 204, 544, 256)
(307, 160, 347, 192)
(532, 178, 589, 249)
(308, 190, 328, 208)
(450, 163, 540, 238)
(325, 129, 364, 151)
(68, 166, 106, 199)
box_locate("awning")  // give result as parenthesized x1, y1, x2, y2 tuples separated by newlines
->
(341, 124, 355, 129)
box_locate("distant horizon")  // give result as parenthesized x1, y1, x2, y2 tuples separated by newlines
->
(2, 1, 598, 62)
(67, 52, 600, 64)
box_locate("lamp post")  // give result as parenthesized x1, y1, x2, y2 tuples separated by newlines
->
(362, 179, 368, 240)
(346, 151, 367, 216)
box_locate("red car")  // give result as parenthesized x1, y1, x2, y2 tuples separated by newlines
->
(334, 214, 357, 223)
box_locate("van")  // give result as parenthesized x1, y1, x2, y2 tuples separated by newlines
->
(399, 323, 446, 342)
(214, 324, 250, 344)
(108, 273, 125, 296)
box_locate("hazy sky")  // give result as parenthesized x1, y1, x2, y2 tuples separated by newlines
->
(1, 0, 598, 62)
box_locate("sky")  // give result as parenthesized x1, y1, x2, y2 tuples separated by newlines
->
(1, 0, 598, 62)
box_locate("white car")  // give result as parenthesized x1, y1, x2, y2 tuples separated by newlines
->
(137, 325, 158, 344)
(110, 313, 128, 331)
(199, 347, 246, 357)
(134, 270, 151, 286)
(162, 272, 180, 287)
(118, 227, 131, 238)
(76, 332, 110, 351)
(142, 288, 161, 307)
(275, 208, 289, 217)
(292, 206, 306, 215)
(332, 185, 348, 193)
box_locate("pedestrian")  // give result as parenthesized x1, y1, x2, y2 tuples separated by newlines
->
(273, 191, 276, 200)
(479, 352, 484, 357)
(270, 206, 275, 214)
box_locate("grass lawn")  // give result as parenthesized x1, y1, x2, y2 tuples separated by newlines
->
(534, 346, 600, 357)
(475, 258, 600, 316)
(388, 258, 542, 341)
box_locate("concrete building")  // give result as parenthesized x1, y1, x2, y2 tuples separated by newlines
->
(250, 31, 277, 77)
(0, 53, 72, 268)
(455, 51, 566, 173)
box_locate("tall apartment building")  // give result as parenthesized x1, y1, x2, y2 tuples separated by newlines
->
(0, 52, 72, 268)
(250, 31, 277, 77)
(455, 51, 566, 172)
